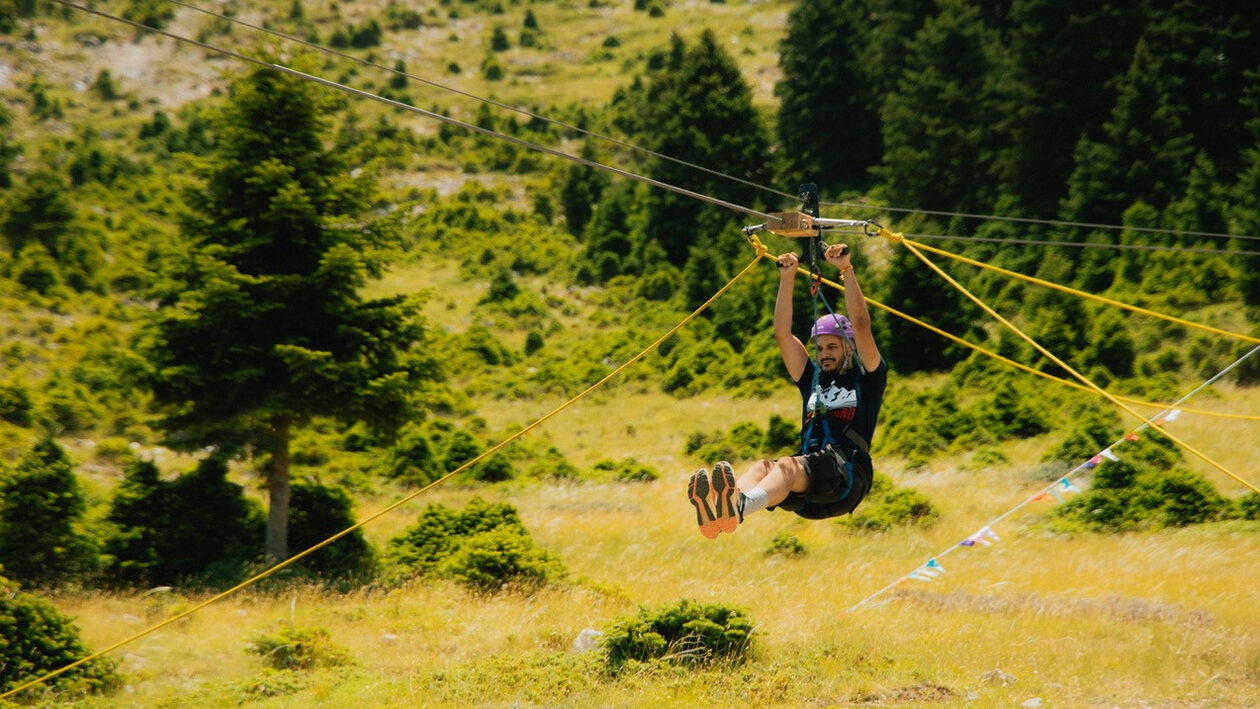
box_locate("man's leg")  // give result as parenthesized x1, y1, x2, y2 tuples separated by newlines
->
(709, 457, 809, 533)
(744, 456, 809, 509)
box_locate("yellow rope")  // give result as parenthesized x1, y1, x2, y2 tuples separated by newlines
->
(876, 228, 1259, 495)
(911, 239, 1260, 345)
(0, 256, 764, 701)
(774, 257, 1259, 422)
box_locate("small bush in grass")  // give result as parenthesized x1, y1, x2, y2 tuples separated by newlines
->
(0, 573, 121, 698)
(1055, 459, 1230, 532)
(600, 599, 754, 672)
(238, 667, 306, 699)
(385, 498, 565, 591)
(592, 457, 659, 482)
(1239, 493, 1260, 520)
(838, 475, 939, 532)
(765, 532, 806, 556)
(439, 527, 566, 592)
(247, 625, 351, 671)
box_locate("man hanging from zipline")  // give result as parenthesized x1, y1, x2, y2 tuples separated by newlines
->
(688, 242, 887, 537)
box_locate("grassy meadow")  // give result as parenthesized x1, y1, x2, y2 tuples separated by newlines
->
(6, 0, 1260, 706)
(30, 377, 1258, 708)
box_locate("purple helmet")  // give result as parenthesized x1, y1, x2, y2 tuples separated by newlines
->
(811, 314, 854, 340)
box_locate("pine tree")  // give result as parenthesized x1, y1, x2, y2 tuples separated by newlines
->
(620, 31, 771, 270)
(1002, 0, 1144, 216)
(0, 440, 98, 587)
(144, 66, 439, 564)
(775, 0, 880, 191)
(875, 0, 1009, 215)
(1062, 38, 1194, 225)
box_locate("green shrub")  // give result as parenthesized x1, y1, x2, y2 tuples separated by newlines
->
(439, 527, 566, 592)
(383, 423, 442, 484)
(600, 599, 754, 672)
(0, 574, 121, 697)
(238, 667, 306, 699)
(838, 475, 939, 532)
(386, 498, 564, 592)
(592, 457, 660, 482)
(974, 381, 1050, 439)
(1238, 493, 1260, 520)
(1042, 405, 1122, 469)
(524, 330, 545, 355)
(1056, 463, 1230, 532)
(471, 451, 516, 482)
(101, 457, 264, 589)
(247, 625, 351, 671)
(0, 381, 33, 426)
(0, 439, 98, 587)
(287, 480, 377, 584)
(765, 532, 806, 556)
(764, 414, 798, 455)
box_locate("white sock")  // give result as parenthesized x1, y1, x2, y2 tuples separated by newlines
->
(739, 488, 770, 518)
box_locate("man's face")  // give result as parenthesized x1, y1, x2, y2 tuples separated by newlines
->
(816, 334, 851, 372)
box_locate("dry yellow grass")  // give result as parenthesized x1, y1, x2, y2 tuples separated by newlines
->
(44, 373, 1260, 708)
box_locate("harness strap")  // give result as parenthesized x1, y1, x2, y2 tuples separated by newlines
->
(843, 427, 870, 455)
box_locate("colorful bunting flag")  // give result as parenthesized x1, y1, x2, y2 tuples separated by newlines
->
(960, 526, 1000, 547)
(1059, 478, 1081, 493)
(1125, 432, 1141, 441)
(1101, 448, 1119, 462)
(908, 558, 946, 582)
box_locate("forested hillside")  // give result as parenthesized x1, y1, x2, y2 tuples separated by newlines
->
(1, 0, 1259, 704)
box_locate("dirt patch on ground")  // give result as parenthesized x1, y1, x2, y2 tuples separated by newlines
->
(847, 682, 958, 706)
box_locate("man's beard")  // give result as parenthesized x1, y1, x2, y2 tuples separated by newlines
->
(820, 355, 852, 375)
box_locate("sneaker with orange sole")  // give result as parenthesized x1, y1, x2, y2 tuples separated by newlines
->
(711, 461, 740, 534)
(687, 469, 721, 539)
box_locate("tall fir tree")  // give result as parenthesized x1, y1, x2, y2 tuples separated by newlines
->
(618, 31, 771, 270)
(775, 0, 881, 192)
(1062, 37, 1194, 226)
(875, 0, 1011, 215)
(0, 440, 98, 587)
(1003, 0, 1145, 216)
(143, 66, 440, 564)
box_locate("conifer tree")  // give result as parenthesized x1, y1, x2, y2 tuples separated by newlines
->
(1003, 0, 1144, 216)
(144, 66, 439, 564)
(875, 0, 1009, 215)
(1061, 38, 1194, 225)
(0, 440, 98, 587)
(619, 31, 770, 270)
(775, 0, 880, 191)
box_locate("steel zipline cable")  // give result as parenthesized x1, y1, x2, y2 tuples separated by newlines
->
(53, 0, 783, 226)
(823, 199, 1260, 244)
(164, 0, 802, 204)
(161, 0, 1260, 251)
(901, 232, 1260, 257)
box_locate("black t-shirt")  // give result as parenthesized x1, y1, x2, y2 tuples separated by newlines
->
(794, 357, 888, 455)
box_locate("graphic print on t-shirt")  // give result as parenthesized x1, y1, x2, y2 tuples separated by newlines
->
(807, 382, 857, 412)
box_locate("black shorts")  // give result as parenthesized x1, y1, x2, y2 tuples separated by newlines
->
(775, 444, 873, 520)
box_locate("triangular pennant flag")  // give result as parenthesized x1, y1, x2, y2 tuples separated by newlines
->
(1050, 486, 1064, 502)
(1060, 478, 1081, 493)
(1101, 448, 1119, 462)
(1082, 460, 1097, 470)
(909, 558, 947, 581)
(1164, 409, 1181, 423)
(1125, 432, 1141, 441)
(1032, 491, 1054, 502)
(960, 525, 1000, 547)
